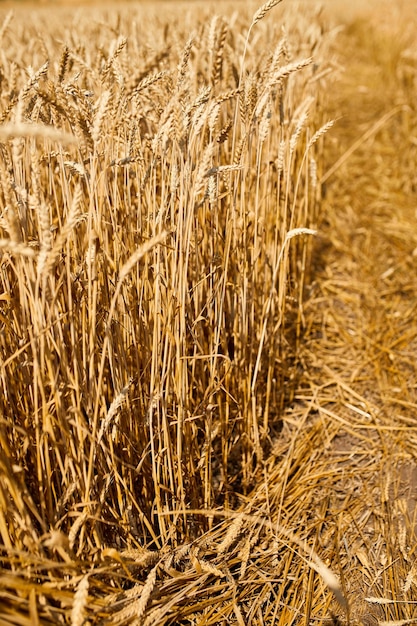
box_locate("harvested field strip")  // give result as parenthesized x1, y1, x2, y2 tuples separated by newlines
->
(271, 3, 417, 623)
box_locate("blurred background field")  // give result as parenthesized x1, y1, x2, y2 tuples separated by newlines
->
(1, 0, 416, 12)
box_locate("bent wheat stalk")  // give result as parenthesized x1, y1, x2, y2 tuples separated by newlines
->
(162, 508, 348, 611)
(251, 228, 317, 391)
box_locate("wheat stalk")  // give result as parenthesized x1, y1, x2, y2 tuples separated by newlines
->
(0, 239, 35, 257)
(71, 575, 89, 626)
(97, 378, 132, 444)
(136, 564, 158, 619)
(253, 0, 283, 26)
(0, 122, 77, 143)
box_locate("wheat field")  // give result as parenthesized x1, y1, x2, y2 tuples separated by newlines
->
(0, 0, 417, 624)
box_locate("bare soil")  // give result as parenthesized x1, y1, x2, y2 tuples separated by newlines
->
(275, 3, 417, 622)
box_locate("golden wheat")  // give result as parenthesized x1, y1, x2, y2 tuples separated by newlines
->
(0, 1, 339, 623)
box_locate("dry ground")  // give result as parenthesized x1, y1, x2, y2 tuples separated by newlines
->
(275, 1, 417, 623)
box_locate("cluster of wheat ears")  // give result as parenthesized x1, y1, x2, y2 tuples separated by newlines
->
(0, 1, 341, 623)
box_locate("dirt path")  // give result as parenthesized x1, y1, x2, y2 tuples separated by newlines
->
(266, 7, 417, 625)
(308, 14, 417, 626)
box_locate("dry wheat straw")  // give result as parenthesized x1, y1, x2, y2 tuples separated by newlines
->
(308, 119, 335, 148)
(403, 563, 417, 593)
(120, 548, 159, 569)
(321, 103, 409, 183)
(98, 378, 132, 444)
(366, 598, 417, 605)
(44, 185, 84, 274)
(238, 0, 283, 88)
(0, 3, 339, 622)
(71, 575, 89, 626)
(92, 90, 112, 145)
(177, 36, 194, 87)
(378, 621, 417, 626)
(136, 564, 158, 619)
(19, 61, 49, 102)
(274, 57, 313, 82)
(290, 110, 309, 153)
(251, 228, 317, 391)
(217, 512, 245, 554)
(164, 507, 347, 609)
(69, 511, 89, 552)
(0, 240, 35, 257)
(253, 0, 283, 27)
(0, 122, 77, 143)
(0, 10, 13, 42)
(129, 70, 168, 97)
